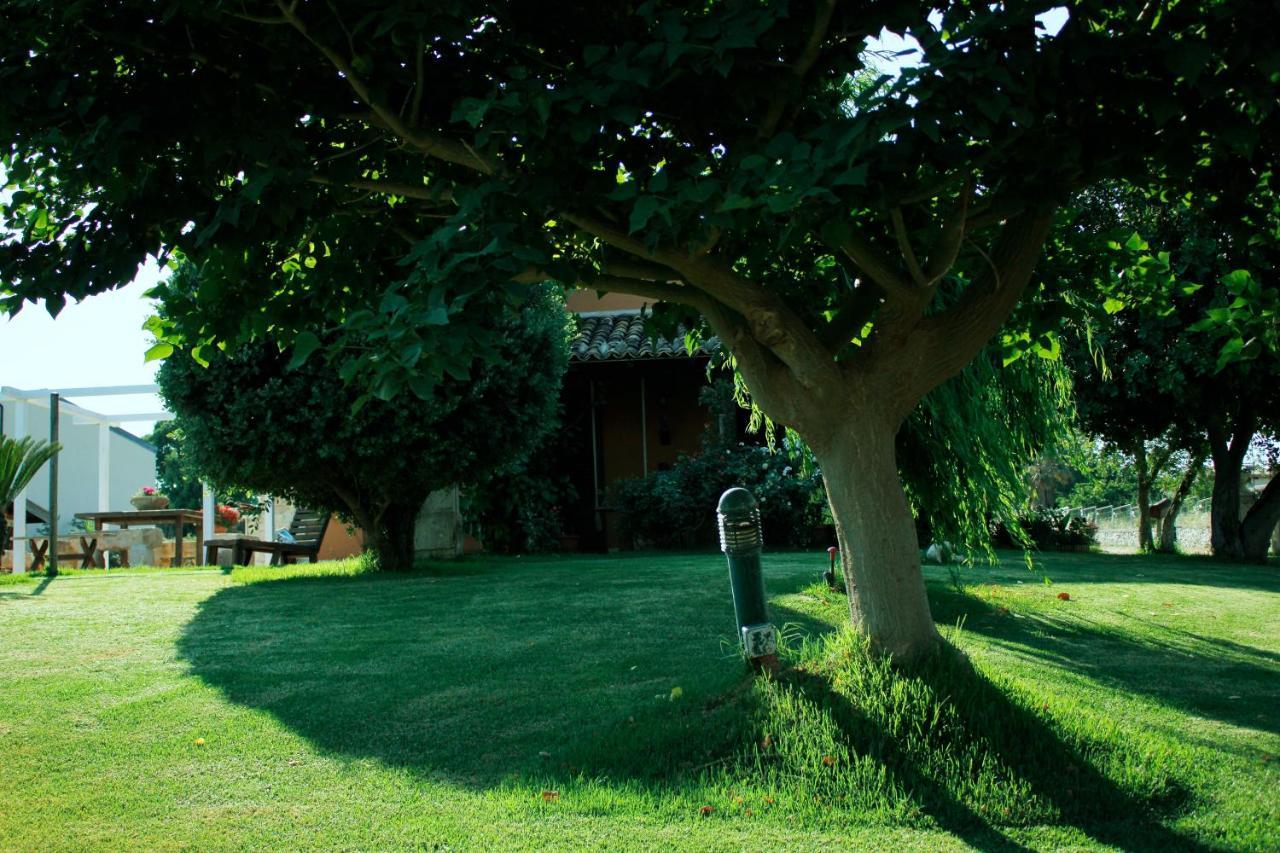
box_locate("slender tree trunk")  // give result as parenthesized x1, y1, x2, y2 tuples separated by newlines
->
(1241, 473, 1280, 561)
(1157, 448, 1205, 553)
(814, 419, 940, 662)
(0, 515, 8, 569)
(1134, 441, 1155, 553)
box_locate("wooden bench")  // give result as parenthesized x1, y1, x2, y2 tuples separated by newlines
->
(204, 509, 330, 567)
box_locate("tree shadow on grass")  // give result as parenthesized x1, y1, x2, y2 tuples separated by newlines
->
(976, 551, 1280, 594)
(929, 585, 1280, 737)
(179, 564, 1209, 848)
(774, 641, 1205, 852)
(177, 564, 756, 786)
(0, 575, 55, 601)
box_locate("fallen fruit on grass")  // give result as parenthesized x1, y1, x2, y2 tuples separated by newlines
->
(541, 790, 559, 802)
(195, 738, 205, 747)
(1057, 592, 1071, 601)
(699, 805, 714, 816)
(822, 755, 835, 766)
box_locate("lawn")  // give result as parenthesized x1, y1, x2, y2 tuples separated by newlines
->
(0, 551, 1276, 850)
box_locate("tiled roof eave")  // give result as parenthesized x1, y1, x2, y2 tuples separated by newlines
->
(568, 311, 720, 363)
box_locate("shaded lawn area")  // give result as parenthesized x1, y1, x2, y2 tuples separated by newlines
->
(0, 551, 1276, 850)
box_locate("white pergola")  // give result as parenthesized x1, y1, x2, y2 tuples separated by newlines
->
(2, 384, 271, 572)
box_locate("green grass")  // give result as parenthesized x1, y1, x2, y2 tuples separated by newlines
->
(0, 551, 1275, 850)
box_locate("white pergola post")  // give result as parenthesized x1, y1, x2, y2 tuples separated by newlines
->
(265, 497, 276, 541)
(12, 402, 27, 574)
(201, 482, 215, 543)
(97, 422, 111, 512)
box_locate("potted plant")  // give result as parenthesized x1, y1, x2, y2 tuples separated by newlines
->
(130, 485, 170, 511)
(213, 503, 241, 533)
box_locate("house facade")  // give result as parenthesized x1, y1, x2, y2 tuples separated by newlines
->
(560, 291, 723, 550)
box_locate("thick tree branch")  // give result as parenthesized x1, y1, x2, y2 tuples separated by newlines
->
(818, 280, 884, 353)
(890, 207, 928, 288)
(906, 209, 1055, 398)
(307, 173, 454, 204)
(272, 1, 497, 175)
(830, 230, 921, 306)
(923, 181, 971, 284)
(563, 209, 838, 396)
(759, 0, 837, 138)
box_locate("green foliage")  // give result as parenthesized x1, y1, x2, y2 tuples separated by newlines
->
(144, 421, 205, 510)
(156, 284, 568, 570)
(990, 508, 1099, 552)
(614, 439, 825, 550)
(1060, 440, 1139, 509)
(1059, 437, 1214, 509)
(898, 348, 1076, 557)
(2, 1, 1274, 393)
(1051, 181, 1279, 557)
(461, 423, 579, 555)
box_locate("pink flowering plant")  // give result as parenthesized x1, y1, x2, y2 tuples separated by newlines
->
(133, 485, 164, 498)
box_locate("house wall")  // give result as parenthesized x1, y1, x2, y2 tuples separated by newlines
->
(563, 358, 714, 550)
(1, 399, 156, 530)
(565, 290, 649, 314)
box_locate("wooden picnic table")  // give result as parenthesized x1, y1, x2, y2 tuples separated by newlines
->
(75, 509, 205, 567)
(12, 535, 101, 571)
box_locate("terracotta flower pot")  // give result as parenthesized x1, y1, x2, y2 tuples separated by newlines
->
(130, 495, 170, 511)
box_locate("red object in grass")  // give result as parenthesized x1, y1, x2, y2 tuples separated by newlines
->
(699, 805, 714, 816)
(1057, 592, 1071, 601)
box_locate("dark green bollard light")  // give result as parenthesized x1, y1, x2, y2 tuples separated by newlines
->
(717, 487, 778, 672)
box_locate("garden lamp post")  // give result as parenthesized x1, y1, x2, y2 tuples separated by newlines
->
(825, 546, 839, 590)
(717, 487, 778, 673)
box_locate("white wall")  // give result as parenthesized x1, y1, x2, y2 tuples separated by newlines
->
(2, 399, 156, 530)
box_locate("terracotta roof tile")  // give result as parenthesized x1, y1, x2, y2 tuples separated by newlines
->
(570, 312, 718, 362)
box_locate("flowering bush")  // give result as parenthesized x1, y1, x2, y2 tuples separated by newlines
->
(214, 504, 241, 527)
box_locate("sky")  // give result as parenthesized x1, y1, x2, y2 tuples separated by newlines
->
(0, 10, 1070, 437)
(0, 260, 168, 434)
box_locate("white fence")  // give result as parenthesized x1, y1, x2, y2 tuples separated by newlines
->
(1061, 499, 1214, 554)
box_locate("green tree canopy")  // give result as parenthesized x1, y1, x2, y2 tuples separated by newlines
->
(156, 283, 569, 570)
(1051, 183, 1280, 558)
(4, 1, 1276, 658)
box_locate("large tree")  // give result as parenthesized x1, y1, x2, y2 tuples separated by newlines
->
(156, 282, 568, 571)
(3, 2, 1276, 658)
(1054, 184, 1280, 560)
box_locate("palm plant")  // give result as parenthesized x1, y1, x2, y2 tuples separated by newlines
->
(1, 436, 61, 566)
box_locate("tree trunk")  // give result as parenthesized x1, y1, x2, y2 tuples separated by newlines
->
(1240, 473, 1280, 561)
(815, 419, 940, 662)
(1208, 417, 1249, 558)
(1134, 442, 1155, 553)
(363, 502, 419, 572)
(335, 487, 422, 573)
(1157, 448, 1205, 553)
(0, 515, 8, 570)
